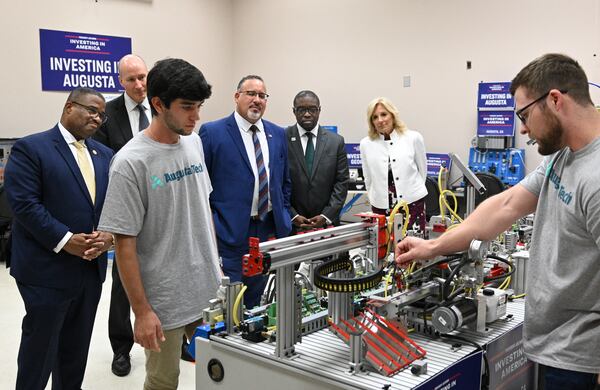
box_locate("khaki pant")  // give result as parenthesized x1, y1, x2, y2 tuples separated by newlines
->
(143, 318, 202, 390)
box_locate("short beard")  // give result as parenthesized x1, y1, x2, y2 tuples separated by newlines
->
(537, 110, 564, 156)
(247, 109, 261, 122)
(164, 111, 192, 136)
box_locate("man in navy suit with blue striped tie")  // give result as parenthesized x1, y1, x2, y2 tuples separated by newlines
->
(200, 75, 292, 308)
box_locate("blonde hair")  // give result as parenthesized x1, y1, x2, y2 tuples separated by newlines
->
(366, 97, 407, 139)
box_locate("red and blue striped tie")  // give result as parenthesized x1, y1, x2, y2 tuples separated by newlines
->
(251, 125, 269, 220)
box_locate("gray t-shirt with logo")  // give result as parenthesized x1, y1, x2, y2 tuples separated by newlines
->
(520, 137, 600, 373)
(99, 132, 221, 330)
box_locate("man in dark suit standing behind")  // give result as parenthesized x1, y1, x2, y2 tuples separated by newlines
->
(286, 90, 349, 231)
(200, 75, 292, 308)
(4, 87, 114, 389)
(93, 53, 150, 377)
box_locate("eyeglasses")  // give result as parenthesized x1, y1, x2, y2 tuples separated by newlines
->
(515, 89, 567, 125)
(71, 101, 108, 124)
(239, 90, 269, 100)
(294, 106, 320, 115)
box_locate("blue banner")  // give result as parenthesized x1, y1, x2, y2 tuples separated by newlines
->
(487, 324, 536, 390)
(345, 143, 362, 168)
(477, 111, 515, 136)
(427, 153, 452, 177)
(477, 82, 514, 109)
(416, 350, 483, 390)
(321, 125, 338, 134)
(39, 29, 132, 92)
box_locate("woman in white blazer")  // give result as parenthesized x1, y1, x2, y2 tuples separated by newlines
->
(360, 97, 428, 232)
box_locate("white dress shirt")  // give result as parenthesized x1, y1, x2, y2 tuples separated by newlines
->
(124, 93, 151, 134)
(297, 123, 318, 153)
(234, 111, 271, 216)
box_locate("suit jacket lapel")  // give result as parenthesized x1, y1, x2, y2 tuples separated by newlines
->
(115, 97, 134, 141)
(311, 126, 329, 179)
(265, 123, 275, 178)
(52, 127, 94, 206)
(85, 139, 107, 208)
(226, 115, 253, 172)
(289, 125, 309, 178)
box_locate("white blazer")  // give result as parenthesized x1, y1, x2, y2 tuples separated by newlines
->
(359, 129, 427, 208)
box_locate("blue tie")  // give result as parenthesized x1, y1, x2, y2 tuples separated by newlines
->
(251, 125, 268, 220)
(137, 104, 149, 132)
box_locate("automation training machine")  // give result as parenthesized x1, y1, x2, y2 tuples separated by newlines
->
(194, 210, 533, 390)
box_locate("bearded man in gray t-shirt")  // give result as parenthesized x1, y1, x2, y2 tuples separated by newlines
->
(98, 58, 221, 390)
(395, 54, 600, 389)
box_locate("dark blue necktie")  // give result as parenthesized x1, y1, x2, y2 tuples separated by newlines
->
(137, 104, 149, 132)
(251, 125, 269, 220)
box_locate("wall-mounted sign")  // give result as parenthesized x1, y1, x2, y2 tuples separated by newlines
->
(426, 153, 452, 177)
(345, 143, 362, 168)
(39, 29, 132, 93)
(477, 82, 514, 109)
(477, 111, 515, 136)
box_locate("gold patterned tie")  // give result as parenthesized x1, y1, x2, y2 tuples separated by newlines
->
(73, 140, 96, 204)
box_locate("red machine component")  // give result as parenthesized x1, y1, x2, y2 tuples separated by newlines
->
(355, 213, 388, 260)
(487, 264, 505, 280)
(329, 307, 426, 376)
(432, 223, 447, 234)
(242, 237, 267, 277)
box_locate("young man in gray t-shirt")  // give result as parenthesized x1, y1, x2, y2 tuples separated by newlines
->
(98, 58, 220, 390)
(396, 54, 600, 388)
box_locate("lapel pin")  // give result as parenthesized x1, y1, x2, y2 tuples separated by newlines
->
(291, 137, 296, 141)
(92, 149, 97, 155)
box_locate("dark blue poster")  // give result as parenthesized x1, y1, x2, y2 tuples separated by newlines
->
(487, 324, 536, 390)
(427, 153, 452, 177)
(39, 29, 132, 92)
(477, 111, 516, 136)
(416, 350, 483, 390)
(345, 143, 362, 168)
(478, 82, 514, 109)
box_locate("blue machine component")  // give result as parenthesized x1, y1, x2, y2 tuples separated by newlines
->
(188, 321, 225, 359)
(468, 147, 525, 186)
(240, 315, 268, 342)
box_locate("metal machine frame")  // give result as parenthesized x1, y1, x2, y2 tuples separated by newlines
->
(195, 219, 530, 389)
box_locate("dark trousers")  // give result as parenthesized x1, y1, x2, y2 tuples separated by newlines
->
(108, 258, 133, 356)
(220, 212, 275, 309)
(539, 364, 600, 390)
(15, 269, 102, 390)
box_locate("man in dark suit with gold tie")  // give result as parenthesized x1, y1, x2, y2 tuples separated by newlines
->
(93, 53, 151, 376)
(286, 90, 349, 231)
(5, 87, 114, 389)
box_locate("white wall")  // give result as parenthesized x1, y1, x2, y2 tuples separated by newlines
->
(2, 0, 600, 174)
(232, 0, 600, 172)
(0, 0, 233, 137)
